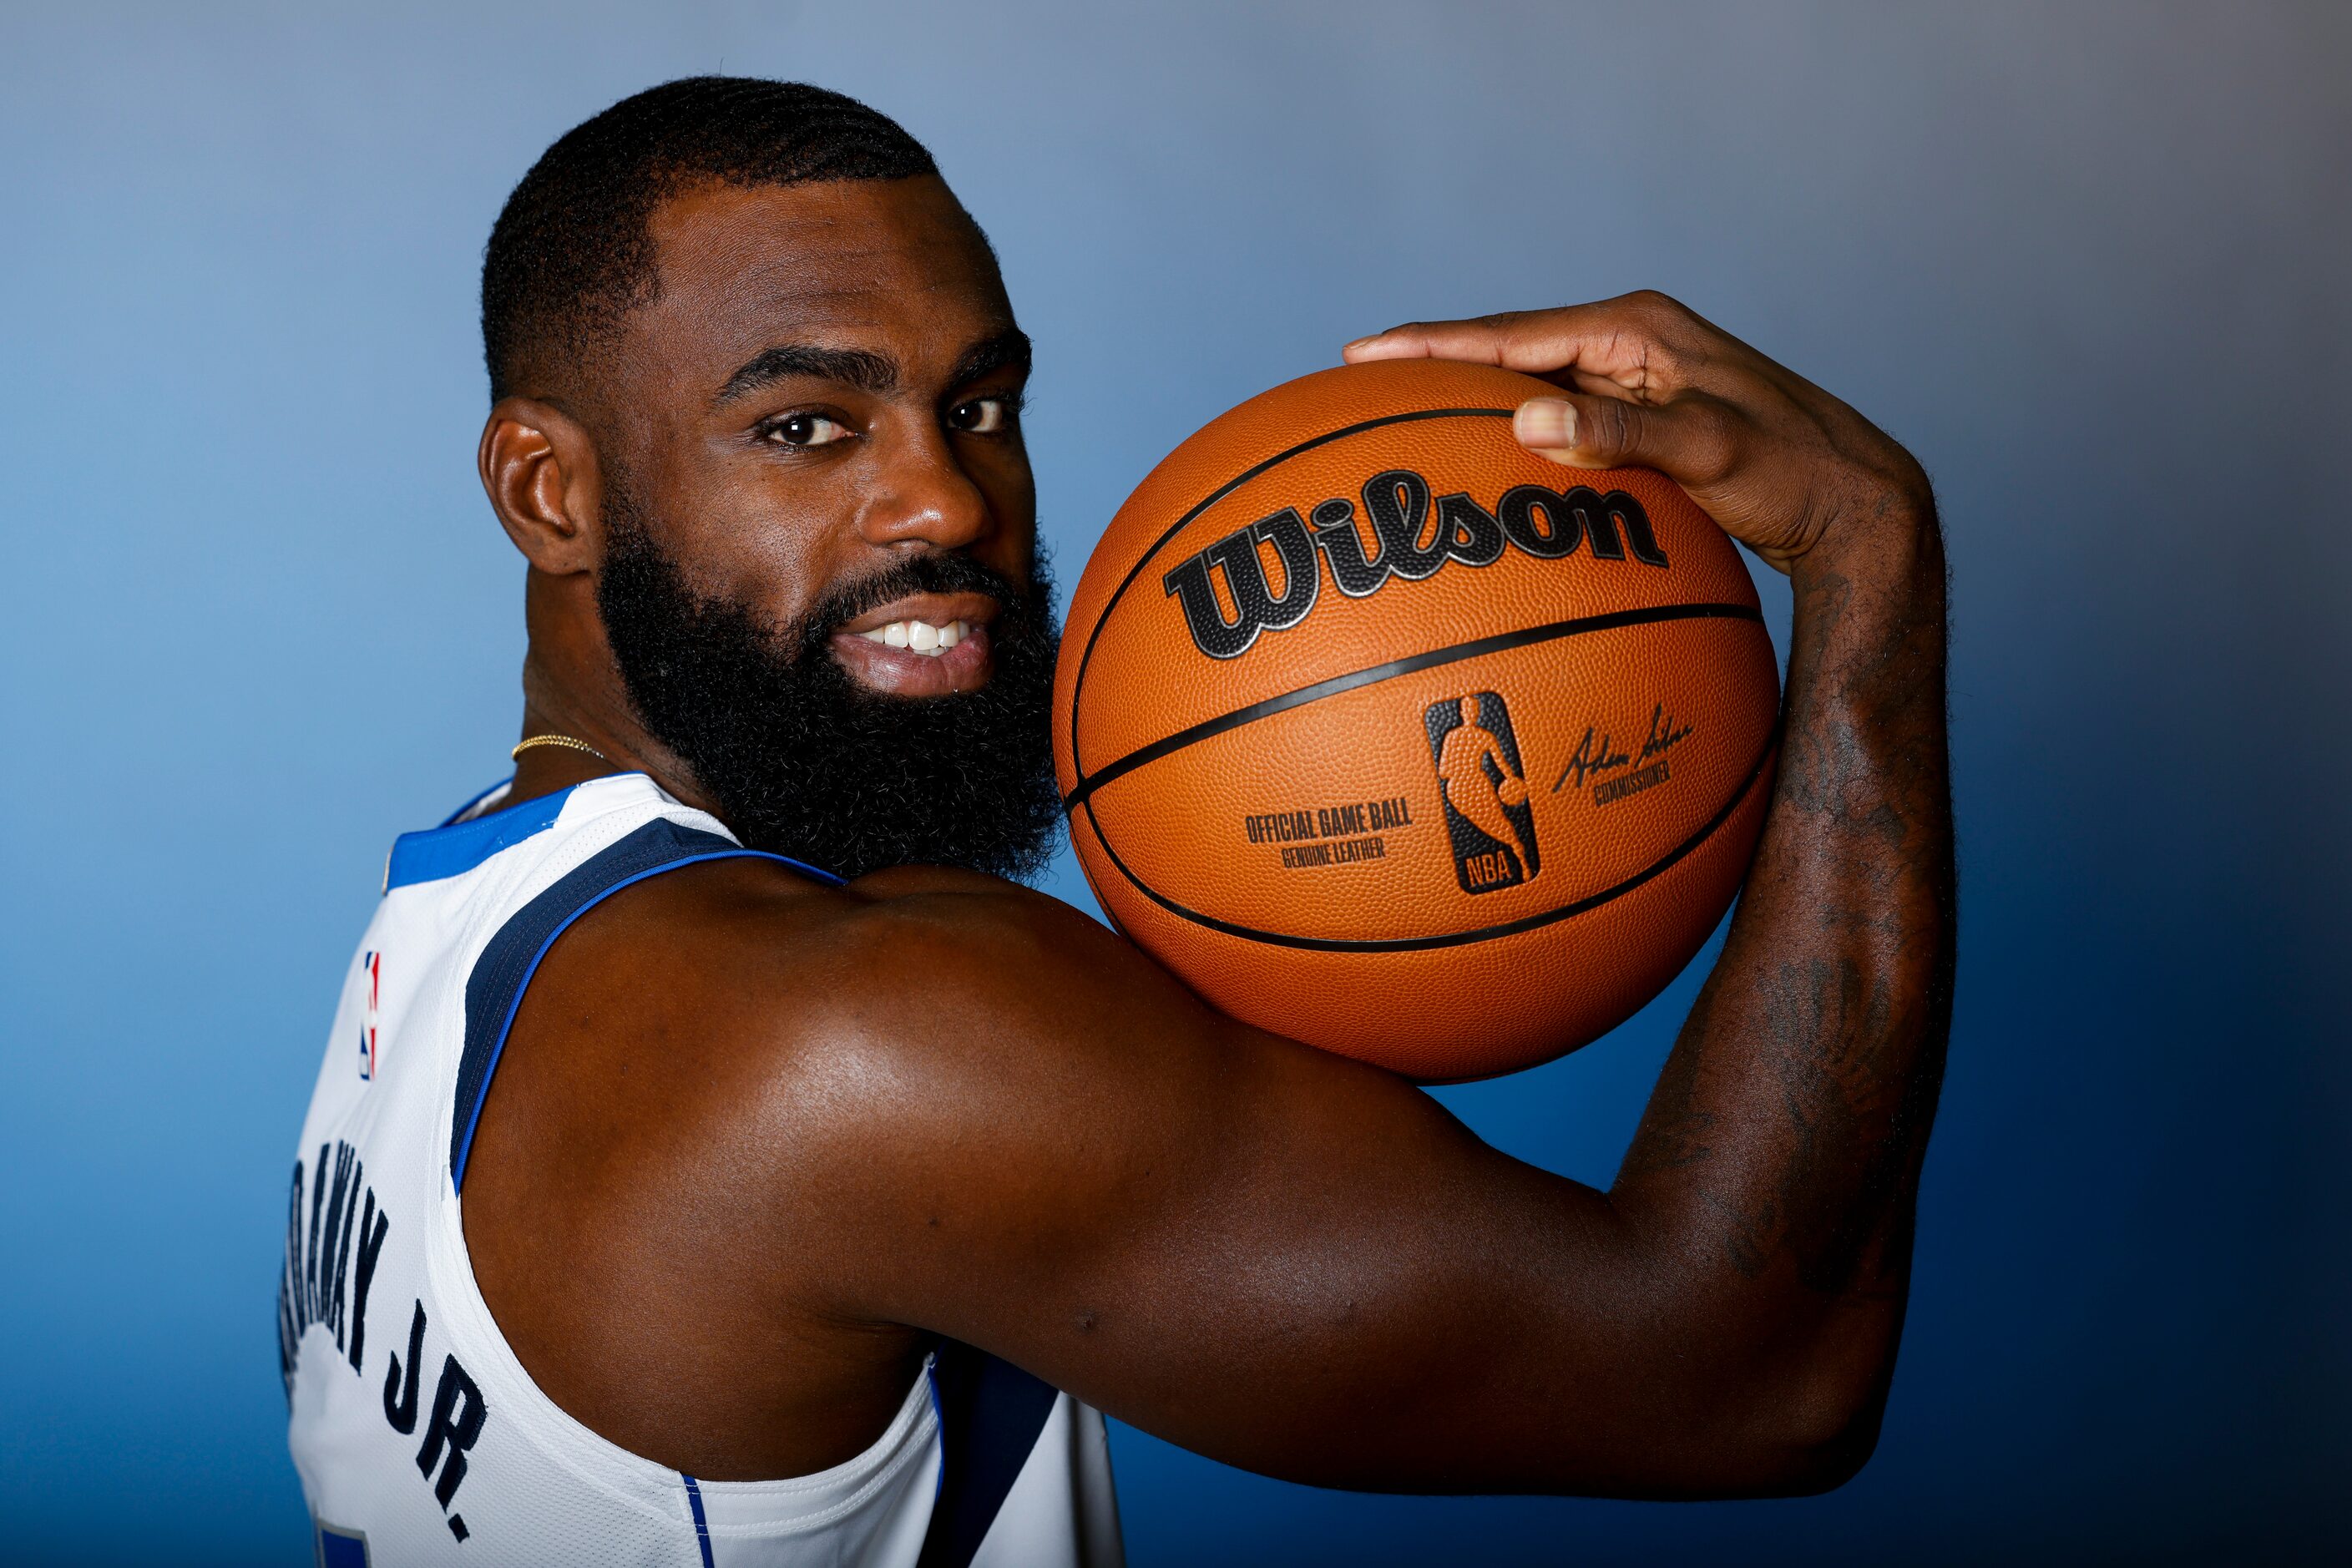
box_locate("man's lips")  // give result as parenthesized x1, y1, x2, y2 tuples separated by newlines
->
(828, 591, 1001, 696)
(834, 592, 1004, 639)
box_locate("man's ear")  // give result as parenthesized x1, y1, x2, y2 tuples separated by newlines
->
(478, 397, 606, 575)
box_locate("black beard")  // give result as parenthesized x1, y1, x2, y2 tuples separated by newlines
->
(594, 492, 1063, 884)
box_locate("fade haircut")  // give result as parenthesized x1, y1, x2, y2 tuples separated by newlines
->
(481, 76, 940, 402)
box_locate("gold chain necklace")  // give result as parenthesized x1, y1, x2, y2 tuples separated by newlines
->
(510, 733, 614, 766)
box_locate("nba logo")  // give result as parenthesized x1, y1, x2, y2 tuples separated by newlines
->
(1424, 691, 1542, 895)
(357, 950, 380, 1080)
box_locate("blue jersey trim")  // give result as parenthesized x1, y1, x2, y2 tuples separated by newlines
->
(916, 1342, 1060, 1568)
(449, 817, 842, 1191)
(927, 1361, 948, 1500)
(387, 785, 579, 892)
(315, 1522, 369, 1568)
(681, 1474, 716, 1568)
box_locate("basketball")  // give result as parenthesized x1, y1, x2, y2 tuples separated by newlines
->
(1054, 359, 1781, 1080)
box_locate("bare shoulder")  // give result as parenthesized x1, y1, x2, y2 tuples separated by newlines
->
(665, 857, 1271, 1160)
(463, 853, 1157, 1472)
(480, 848, 1471, 1357)
(581, 855, 1216, 1077)
(502, 852, 1268, 1208)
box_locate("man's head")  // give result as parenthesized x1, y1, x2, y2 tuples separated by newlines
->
(477, 78, 1058, 882)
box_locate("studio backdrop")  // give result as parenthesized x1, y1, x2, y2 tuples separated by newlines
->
(1, 3, 2344, 1562)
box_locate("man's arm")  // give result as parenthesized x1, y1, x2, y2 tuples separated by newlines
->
(1369, 291, 1958, 1481)
(684, 293, 1950, 1497)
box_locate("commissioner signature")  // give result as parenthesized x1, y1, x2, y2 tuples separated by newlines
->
(1552, 703, 1695, 793)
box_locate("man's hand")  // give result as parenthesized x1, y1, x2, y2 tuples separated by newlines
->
(1346, 291, 1930, 572)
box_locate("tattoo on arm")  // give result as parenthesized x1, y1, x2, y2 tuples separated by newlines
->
(1616, 524, 1956, 1312)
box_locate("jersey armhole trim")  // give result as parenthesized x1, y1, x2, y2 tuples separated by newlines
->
(917, 1341, 1061, 1568)
(450, 825, 842, 1192)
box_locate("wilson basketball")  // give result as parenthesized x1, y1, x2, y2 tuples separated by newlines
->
(1053, 360, 1780, 1080)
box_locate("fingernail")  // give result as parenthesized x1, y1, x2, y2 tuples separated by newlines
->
(1515, 398, 1575, 448)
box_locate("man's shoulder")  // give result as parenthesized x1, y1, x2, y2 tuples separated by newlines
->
(518, 853, 1125, 1151)
(491, 852, 1186, 1311)
(589, 852, 1093, 1015)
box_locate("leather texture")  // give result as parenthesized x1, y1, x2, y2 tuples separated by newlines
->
(1055, 360, 1778, 1080)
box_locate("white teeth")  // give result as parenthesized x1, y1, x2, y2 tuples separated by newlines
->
(854, 619, 972, 657)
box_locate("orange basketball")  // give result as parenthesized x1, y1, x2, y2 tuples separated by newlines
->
(1053, 360, 1780, 1080)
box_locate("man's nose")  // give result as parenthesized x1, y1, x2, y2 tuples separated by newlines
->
(857, 420, 993, 554)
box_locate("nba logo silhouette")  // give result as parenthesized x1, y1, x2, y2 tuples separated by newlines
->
(1424, 691, 1541, 894)
(357, 950, 380, 1080)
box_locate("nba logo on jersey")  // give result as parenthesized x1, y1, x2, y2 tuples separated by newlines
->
(357, 950, 380, 1080)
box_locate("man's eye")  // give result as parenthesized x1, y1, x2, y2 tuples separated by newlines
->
(763, 412, 853, 448)
(949, 397, 1014, 435)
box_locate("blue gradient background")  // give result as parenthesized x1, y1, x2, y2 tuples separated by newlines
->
(2, 3, 2344, 1561)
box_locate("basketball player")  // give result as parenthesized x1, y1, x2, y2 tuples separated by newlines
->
(281, 78, 1953, 1565)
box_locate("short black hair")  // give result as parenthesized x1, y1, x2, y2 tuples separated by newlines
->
(481, 76, 939, 403)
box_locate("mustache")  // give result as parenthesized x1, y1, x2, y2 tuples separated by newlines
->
(799, 551, 1045, 655)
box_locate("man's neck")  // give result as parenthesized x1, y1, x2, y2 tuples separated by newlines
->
(510, 658, 716, 818)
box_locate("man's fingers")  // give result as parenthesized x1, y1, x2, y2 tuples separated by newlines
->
(1343, 319, 1509, 365)
(1343, 295, 1707, 390)
(1343, 310, 1610, 373)
(1344, 294, 1756, 487)
(1512, 392, 1741, 488)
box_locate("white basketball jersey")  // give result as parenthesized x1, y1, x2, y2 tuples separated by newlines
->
(281, 772, 1123, 1567)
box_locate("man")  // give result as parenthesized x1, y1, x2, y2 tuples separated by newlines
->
(279, 77, 1952, 1566)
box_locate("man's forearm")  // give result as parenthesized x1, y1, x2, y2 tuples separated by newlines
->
(1611, 497, 1955, 1479)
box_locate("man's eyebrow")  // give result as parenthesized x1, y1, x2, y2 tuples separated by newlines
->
(715, 344, 898, 405)
(945, 330, 1032, 392)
